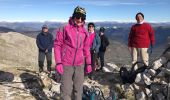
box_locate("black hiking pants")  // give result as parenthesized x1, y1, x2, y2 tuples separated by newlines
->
(38, 51, 52, 72)
(99, 51, 105, 69)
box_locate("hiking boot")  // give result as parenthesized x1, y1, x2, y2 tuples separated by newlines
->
(47, 66, 51, 72)
(96, 67, 103, 72)
(39, 67, 43, 73)
(47, 60, 52, 71)
(39, 61, 44, 73)
(89, 75, 95, 80)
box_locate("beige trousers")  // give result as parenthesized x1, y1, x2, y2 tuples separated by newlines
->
(130, 47, 149, 66)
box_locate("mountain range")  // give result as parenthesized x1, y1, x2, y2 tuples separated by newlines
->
(0, 21, 170, 47)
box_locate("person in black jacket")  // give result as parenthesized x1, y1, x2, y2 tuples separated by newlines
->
(98, 27, 109, 71)
(36, 25, 53, 73)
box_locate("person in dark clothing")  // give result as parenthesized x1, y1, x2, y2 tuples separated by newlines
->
(98, 27, 109, 71)
(36, 24, 53, 73)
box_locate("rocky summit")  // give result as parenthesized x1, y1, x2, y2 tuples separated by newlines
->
(0, 32, 170, 100)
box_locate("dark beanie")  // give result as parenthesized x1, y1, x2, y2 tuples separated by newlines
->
(72, 6, 86, 20)
(88, 22, 95, 28)
(136, 12, 144, 19)
(99, 27, 105, 32)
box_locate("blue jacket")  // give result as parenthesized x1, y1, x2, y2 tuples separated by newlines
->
(36, 32, 53, 52)
(91, 33, 101, 53)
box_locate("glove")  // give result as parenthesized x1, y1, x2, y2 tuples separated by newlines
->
(55, 63, 64, 74)
(86, 65, 92, 74)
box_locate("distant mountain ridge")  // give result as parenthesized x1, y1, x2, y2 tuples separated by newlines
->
(0, 21, 170, 47)
(0, 27, 16, 33)
(0, 21, 170, 31)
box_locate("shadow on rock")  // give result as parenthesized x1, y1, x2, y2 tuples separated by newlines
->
(20, 72, 48, 100)
(0, 70, 14, 82)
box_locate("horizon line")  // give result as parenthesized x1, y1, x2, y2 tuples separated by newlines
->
(0, 20, 170, 23)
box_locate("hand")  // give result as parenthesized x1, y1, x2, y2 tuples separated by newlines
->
(151, 44, 154, 48)
(45, 49, 48, 53)
(55, 64, 64, 74)
(86, 65, 92, 74)
(150, 44, 153, 54)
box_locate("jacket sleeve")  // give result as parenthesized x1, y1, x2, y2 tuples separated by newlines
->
(54, 27, 65, 64)
(105, 36, 109, 47)
(96, 33, 101, 53)
(47, 34, 54, 51)
(148, 24, 155, 45)
(128, 27, 133, 47)
(36, 35, 45, 51)
(83, 32, 91, 65)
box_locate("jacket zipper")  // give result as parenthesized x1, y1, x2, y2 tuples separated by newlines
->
(79, 35, 82, 48)
(72, 28, 79, 65)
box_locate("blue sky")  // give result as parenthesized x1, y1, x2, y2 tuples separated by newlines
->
(0, 0, 170, 22)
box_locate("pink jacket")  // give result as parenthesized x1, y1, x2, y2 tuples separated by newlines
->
(54, 18, 91, 66)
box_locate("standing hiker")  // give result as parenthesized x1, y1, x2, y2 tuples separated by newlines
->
(98, 27, 109, 71)
(128, 12, 155, 67)
(88, 22, 101, 79)
(36, 24, 53, 73)
(54, 6, 92, 100)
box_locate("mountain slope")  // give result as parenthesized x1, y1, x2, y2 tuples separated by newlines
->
(0, 32, 37, 69)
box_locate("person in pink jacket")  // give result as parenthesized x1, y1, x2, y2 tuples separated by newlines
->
(54, 6, 92, 100)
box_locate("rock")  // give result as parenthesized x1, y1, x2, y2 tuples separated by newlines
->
(167, 83, 170, 100)
(106, 63, 120, 71)
(136, 91, 146, 100)
(161, 67, 170, 75)
(152, 57, 167, 70)
(50, 81, 61, 93)
(145, 88, 152, 97)
(155, 93, 165, 100)
(124, 89, 135, 100)
(39, 72, 52, 90)
(121, 84, 133, 91)
(103, 67, 112, 72)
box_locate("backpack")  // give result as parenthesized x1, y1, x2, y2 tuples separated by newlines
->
(119, 62, 148, 84)
(82, 86, 106, 100)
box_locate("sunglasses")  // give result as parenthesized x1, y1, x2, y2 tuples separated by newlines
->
(89, 25, 94, 28)
(75, 16, 85, 21)
(43, 27, 48, 29)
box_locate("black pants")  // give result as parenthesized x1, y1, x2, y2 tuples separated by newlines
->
(90, 50, 98, 76)
(99, 51, 105, 69)
(38, 52, 52, 72)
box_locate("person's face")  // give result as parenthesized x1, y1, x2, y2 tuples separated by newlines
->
(136, 14, 144, 23)
(42, 27, 48, 33)
(88, 25, 94, 32)
(74, 15, 85, 26)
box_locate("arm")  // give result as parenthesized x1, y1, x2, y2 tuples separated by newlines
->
(96, 33, 101, 53)
(47, 34, 54, 51)
(54, 27, 65, 64)
(105, 36, 109, 47)
(36, 35, 45, 51)
(83, 32, 91, 65)
(128, 27, 133, 47)
(148, 24, 155, 46)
